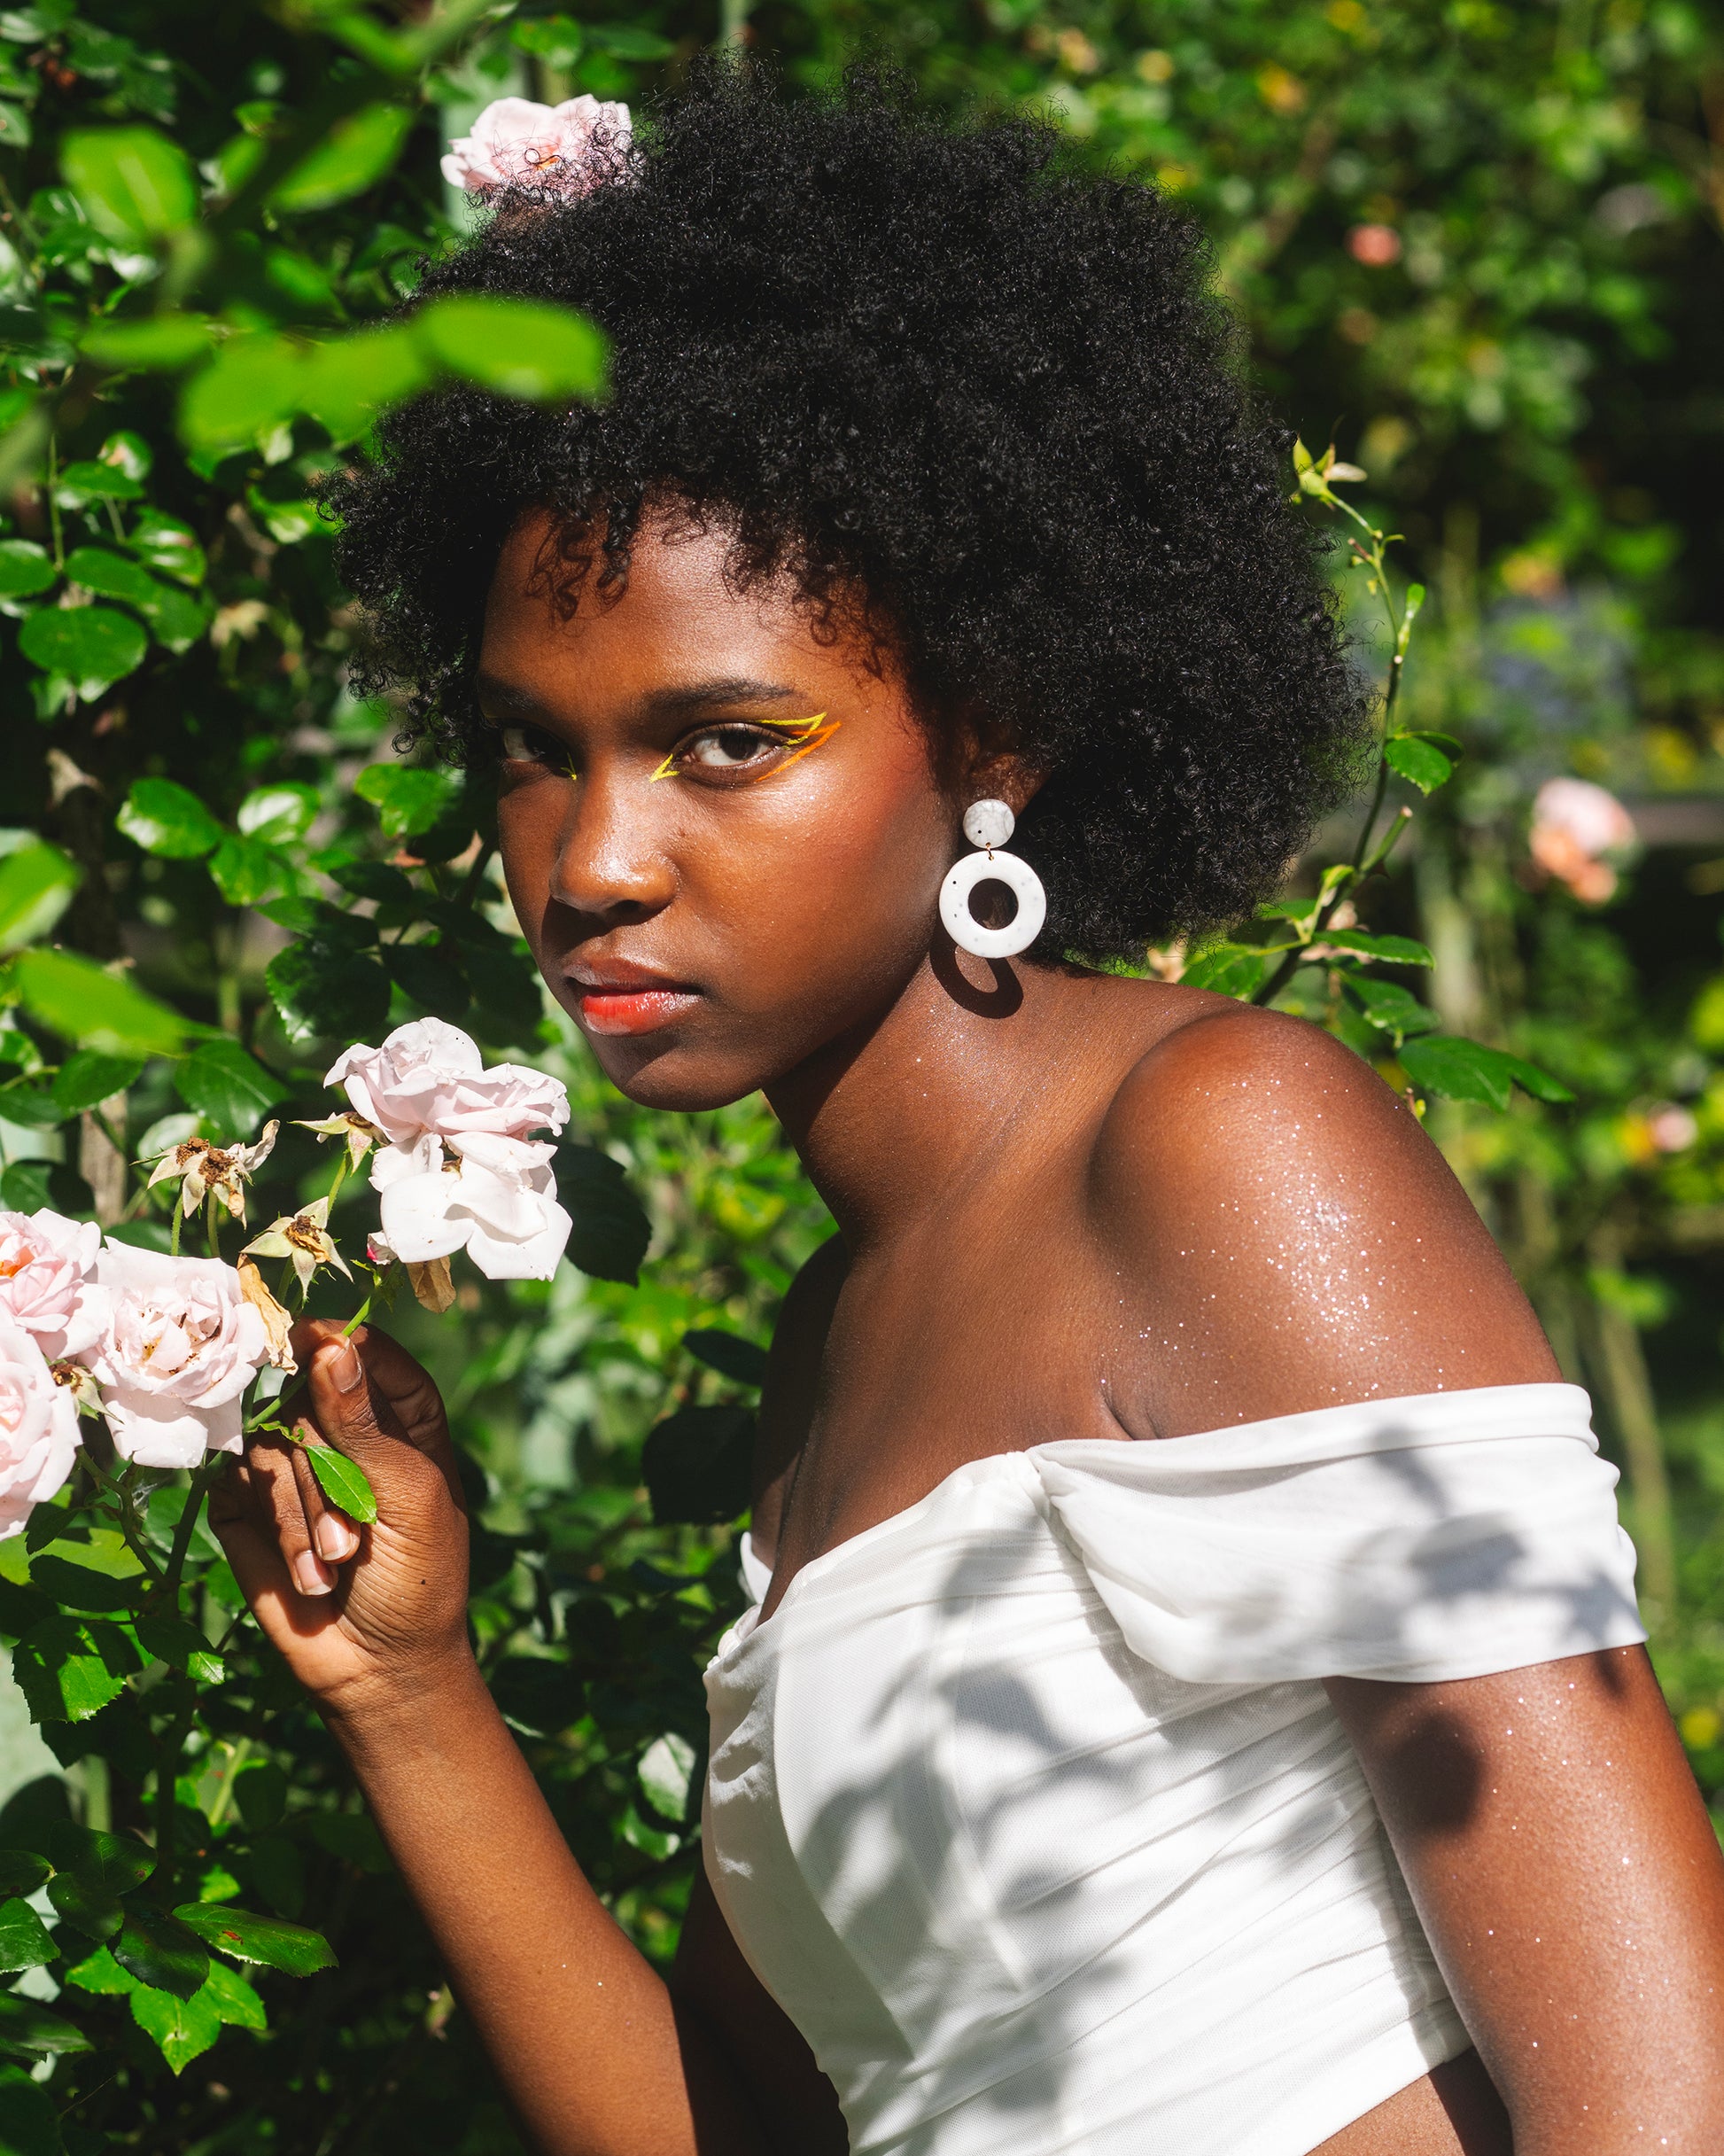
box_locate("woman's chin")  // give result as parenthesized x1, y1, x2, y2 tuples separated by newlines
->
(586, 1032, 764, 1114)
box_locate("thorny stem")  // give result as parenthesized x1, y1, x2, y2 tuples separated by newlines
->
(205, 1191, 221, 1261)
(45, 427, 64, 572)
(164, 1458, 224, 1595)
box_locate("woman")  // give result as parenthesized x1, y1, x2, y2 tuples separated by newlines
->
(214, 69, 1724, 2156)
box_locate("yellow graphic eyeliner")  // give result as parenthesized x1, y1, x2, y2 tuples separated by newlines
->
(648, 713, 839, 783)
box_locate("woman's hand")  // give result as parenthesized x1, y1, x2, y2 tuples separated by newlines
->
(209, 1319, 473, 1718)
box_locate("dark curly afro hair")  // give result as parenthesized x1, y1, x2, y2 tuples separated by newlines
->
(329, 63, 1371, 962)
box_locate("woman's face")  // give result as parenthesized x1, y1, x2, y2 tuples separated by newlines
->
(479, 506, 962, 1110)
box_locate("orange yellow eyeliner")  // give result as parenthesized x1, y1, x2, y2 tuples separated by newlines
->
(648, 712, 839, 784)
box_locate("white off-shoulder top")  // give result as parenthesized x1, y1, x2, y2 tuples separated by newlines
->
(701, 1384, 1645, 2156)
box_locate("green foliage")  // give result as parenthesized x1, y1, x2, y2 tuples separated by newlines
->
(2, 1, 1721, 2150)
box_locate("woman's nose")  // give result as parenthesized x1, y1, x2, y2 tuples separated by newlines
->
(547, 769, 677, 925)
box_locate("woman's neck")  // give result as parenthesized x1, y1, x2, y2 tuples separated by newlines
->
(764, 949, 1108, 1252)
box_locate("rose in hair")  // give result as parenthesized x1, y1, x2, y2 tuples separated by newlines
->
(440, 95, 631, 198)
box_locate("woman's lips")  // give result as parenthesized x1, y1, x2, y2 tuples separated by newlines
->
(567, 968, 701, 1037)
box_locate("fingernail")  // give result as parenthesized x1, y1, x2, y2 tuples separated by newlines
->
(316, 1515, 357, 1562)
(293, 1549, 334, 1598)
(329, 1341, 363, 1393)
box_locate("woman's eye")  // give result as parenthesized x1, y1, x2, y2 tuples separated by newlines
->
(682, 726, 776, 772)
(498, 723, 570, 769)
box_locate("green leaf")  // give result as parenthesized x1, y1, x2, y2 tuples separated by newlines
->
(26, 1557, 142, 1615)
(1383, 734, 1455, 794)
(134, 1613, 223, 1685)
(206, 833, 287, 908)
(553, 1146, 651, 1284)
(236, 782, 319, 844)
(642, 1405, 754, 1528)
(297, 326, 431, 445)
(1181, 943, 1270, 998)
(353, 763, 459, 838)
(414, 295, 610, 404)
(17, 606, 147, 697)
(126, 511, 206, 588)
(62, 546, 156, 611)
(0, 2063, 65, 2155)
(384, 940, 469, 1024)
(264, 940, 391, 1046)
(61, 1943, 137, 1996)
(0, 1989, 92, 2057)
(171, 1901, 337, 1977)
(50, 1050, 143, 1117)
(330, 860, 414, 905)
(270, 104, 413, 213)
(128, 1981, 221, 2073)
(12, 950, 190, 1058)
(173, 1038, 282, 1140)
(0, 1856, 49, 1902)
(0, 842, 79, 955)
(61, 127, 197, 241)
(1320, 930, 1434, 967)
(36, 1825, 153, 1897)
(46, 1872, 122, 1942)
(82, 314, 214, 371)
(301, 1811, 390, 1872)
(588, 22, 675, 58)
(1399, 1035, 1576, 1110)
(683, 1329, 768, 1388)
(1340, 974, 1442, 1044)
(0, 541, 55, 603)
(145, 585, 211, 655)
(231, 1761, 286, 1834)
(176, 335, 299, 455)
(302, 1444, 377, 1528)
(488, 1655, 583, 1739)
(12, 1615, 138, 1724)
(638, 1731, 696, 1823)
(0, 1898, 55, 1973)
(116, 778, 221, 859)
(111, 1909, 207, 2000)
(0, 1088, 65, 1131)
(200, 1958, 265, 2030)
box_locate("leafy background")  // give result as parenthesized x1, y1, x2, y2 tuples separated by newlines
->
(2, 1, 1723, 2151)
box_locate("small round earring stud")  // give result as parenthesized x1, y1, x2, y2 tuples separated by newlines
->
(939, 798, 1047, 960)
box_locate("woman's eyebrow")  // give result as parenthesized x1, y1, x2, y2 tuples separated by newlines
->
(641, 678, 804, 719)
(472, 673, 556, 719)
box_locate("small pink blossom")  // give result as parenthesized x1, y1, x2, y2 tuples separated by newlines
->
(0, 1209, 106, 1360)
(1529, 777, 1637, 904)
(441, 96, 631, 198)
(1647, 1104, 1698, 1155)
(0, 1317, 81, 1540)
(1347, 223, 1402, 268)
(86, 1244, 269, 1469)
(326, 1018, 568, 1149)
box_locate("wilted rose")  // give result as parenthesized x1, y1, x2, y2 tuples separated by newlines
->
(0, 1209, 106, 1360)
(87, 1245, 270, 1468)
(368, 1132, 572, 1282)
(440, 95, 631, 198)
(327, 1018, 568, 1148)
(0, 1318, 81, 1539)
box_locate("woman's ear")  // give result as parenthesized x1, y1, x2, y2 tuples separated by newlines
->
(965, 751, 1047, 820)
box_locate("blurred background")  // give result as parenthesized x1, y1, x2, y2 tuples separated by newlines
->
(3, 2, 1724, 2148)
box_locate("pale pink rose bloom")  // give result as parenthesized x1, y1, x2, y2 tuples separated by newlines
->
(369, 1131, 572, 1282)
(87, 1245, 269, 1469)
(1529, 777, 1636, 904)
(0, 1317, 81, 1540)
(441, 96, 631, 198)
(1647, 1104, 1697, 1155)
(327, 1018, 568, 1148)
(0, 1209, 106, 1361)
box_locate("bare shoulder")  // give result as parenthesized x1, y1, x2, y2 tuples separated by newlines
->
(1088, 1000, 1559, 1433)
(750, 1234, 848, 1563)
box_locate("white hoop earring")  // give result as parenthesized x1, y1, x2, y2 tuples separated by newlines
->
(939, 799, 1047, 961)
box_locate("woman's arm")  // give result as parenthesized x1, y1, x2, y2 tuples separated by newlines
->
(1330, 1648, 1724, 2155)
(1094, 1005, 1724, 2148)
(212, 1323, 766, 2156)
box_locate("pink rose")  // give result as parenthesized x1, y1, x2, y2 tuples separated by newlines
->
(441, 95, 631, 198)
(327, 1018, 568, 1148)
(0, 1317, 80, 1540)
(1529, 777, 1636, 904)
(0, 1209, 106, 1360)
(87, 1245, 269, 1469)
(368, 1132, 572, 1282)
